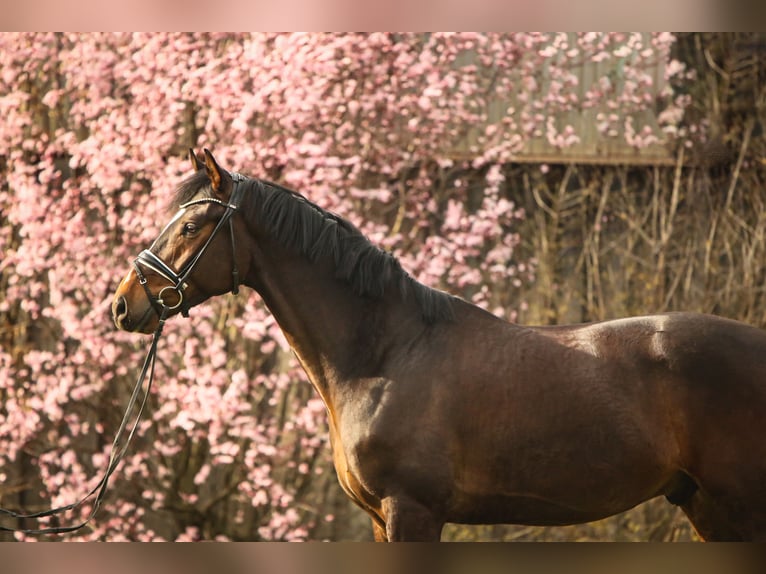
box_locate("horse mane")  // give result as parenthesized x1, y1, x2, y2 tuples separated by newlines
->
(172, 171, 456, 323)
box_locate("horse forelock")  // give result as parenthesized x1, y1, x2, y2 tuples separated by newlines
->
(170, 170, 213, 210)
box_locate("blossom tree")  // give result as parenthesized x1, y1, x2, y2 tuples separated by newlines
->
(0, 33, 692, 540)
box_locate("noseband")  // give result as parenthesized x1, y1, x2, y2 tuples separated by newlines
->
(133, 173, 245, 318)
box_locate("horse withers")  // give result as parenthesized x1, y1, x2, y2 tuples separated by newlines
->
(112, 149, 766, 541)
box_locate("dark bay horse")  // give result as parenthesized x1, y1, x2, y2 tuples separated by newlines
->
(112, 149, 766, 541)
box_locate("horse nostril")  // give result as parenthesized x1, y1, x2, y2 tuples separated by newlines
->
(113, 296, 128, 327)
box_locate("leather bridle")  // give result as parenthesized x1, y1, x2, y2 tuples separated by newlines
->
(133, 172, 245, 318)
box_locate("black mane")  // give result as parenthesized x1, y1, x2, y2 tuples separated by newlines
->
(172, 171, 455, 323)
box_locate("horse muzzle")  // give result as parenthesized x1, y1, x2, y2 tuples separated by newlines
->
(112, 294, 154, 333)
(111, 269, 161, 335)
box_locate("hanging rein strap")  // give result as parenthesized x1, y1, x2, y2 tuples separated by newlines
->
(0, 173, 247, 535)
(0, 308, 169, 535)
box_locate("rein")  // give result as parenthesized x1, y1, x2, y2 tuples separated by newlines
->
(0, 308, 167, 535)
(0, 173, 245, 536)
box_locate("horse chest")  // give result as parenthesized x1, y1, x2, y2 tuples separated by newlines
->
(328, 422, 385, 520)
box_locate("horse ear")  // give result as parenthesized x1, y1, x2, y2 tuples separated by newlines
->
(189, 148, 205, 172)
(202, 148, 227, 196)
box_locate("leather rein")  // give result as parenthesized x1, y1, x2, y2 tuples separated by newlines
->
(0, 174, 245, 535)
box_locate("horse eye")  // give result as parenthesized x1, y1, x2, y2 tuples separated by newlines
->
(182, 222, 198, 236)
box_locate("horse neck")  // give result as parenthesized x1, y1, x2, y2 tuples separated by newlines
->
(242, 231, 409, 401)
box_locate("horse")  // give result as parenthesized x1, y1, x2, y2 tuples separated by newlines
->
(112, 149, 766, 541)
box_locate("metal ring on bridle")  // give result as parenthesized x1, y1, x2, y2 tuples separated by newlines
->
(157, 285, 184, 310)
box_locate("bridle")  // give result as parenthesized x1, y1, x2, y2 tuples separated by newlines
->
(133, 172, 245, 318)
(0, 172, 247, 536)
